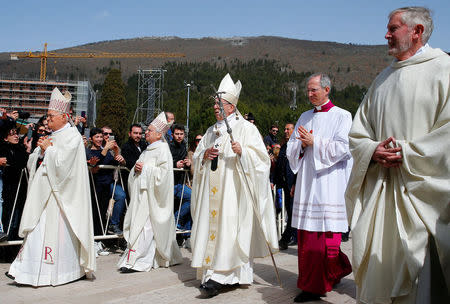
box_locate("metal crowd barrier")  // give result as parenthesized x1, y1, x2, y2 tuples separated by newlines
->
(0, 165, 285, 246)
(274, 188, 286, 239)
(173, 168, 191, 235)
(0, 165, 193, 246)
(89, 164, 130, 237)
(0, 165, 131, 247)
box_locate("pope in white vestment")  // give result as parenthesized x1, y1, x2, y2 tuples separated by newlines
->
(118, 112, 182, 272)
(346, 7, 450, 304)
(8, 88, 96, 286)
(190, 74, 278, 297)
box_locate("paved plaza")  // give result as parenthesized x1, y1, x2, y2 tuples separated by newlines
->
(0, 240, 355, 304)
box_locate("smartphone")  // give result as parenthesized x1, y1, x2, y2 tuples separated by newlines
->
(27, 127, 33, 139)
(81, 111, 86, 118)
(109, 135, 115, 141)
(84, 128, 90, 139)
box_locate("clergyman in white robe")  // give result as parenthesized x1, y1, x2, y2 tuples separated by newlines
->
(8, 123, 96, 286)
(346, 8, 450, 303)
(287, 101, 352, 234)
(118, 115, 182, 272)
(286, 74, 353, 301)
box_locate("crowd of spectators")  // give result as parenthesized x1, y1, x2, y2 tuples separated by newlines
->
(86, 127, 126, 236)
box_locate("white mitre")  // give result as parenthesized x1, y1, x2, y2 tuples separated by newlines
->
(217, 73, 242, 105)
(48, 87, 71, 113)
(150, 111, 172, 134)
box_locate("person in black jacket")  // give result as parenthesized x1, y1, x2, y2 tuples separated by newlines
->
(0, 126, 29, 241)
(273, 123, 297, 250)
(121, 124, 147, 193)
(263, 124, 279, 149)
(168, 124, 192, 243)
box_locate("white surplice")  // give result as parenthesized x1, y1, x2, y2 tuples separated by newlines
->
(190, 113, 278, 284)
(9, 124, 95, 286)
(119, 140, 182, 271)
(346, 47, 450, 304)
(287, 105, 352, 233)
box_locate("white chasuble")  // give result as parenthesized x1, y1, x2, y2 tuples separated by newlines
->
(9, 124, 95, 286)
(118, 217, 160, 271)
(9, 200, 84, 286)
(287, 106, 353, 233)
(190, 113, 278, 283)
(120, 140, 182, 271)
(345, 47, 450, 303)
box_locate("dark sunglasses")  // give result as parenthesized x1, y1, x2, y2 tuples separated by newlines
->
(103, 132, 113, 136)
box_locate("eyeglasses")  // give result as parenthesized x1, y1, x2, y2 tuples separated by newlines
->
(272, 129, 279, 133)
(195, 138, 202, 142)
(47, 113, 63, 119)
(103, 132, 113, 136)
(37, 128, 46, 134)
(214, 101, 232, 106)
(8, 131, 18, 136)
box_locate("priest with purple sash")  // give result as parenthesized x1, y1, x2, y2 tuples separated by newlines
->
(287, 73, 352, 302)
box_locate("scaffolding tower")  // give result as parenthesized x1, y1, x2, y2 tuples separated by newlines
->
(133, 69, 165, 125)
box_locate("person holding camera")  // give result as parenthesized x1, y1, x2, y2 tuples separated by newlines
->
(86, 127, 126, 236)
(0, 125, 29, 242)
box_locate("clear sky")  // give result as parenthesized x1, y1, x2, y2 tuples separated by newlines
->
(1, 0, 448, 53)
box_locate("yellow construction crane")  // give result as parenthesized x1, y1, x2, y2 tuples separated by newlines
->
(10, 43, 185, 81)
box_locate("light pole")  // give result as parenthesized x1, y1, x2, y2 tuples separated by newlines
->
(290, 86, 297, 110)
(184, 80, 193, 143)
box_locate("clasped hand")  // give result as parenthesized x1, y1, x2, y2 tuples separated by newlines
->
(134, 162, 143, 174)
(38, 136, 52, 153)
(177, 158, 191, 168)
(372, 137, 402, 168)
(296, 126, 313, 148)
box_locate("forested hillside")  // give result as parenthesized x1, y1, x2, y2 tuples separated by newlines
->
(102, 59, 366, 144)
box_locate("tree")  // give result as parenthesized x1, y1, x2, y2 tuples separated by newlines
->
(122, 60, 365, 144)
(96, 69, 127, 144)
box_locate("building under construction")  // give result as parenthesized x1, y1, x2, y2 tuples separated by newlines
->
(0, 77, 96, 125)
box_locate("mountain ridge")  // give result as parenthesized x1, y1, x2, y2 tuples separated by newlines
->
(0, 36, 390, 88)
